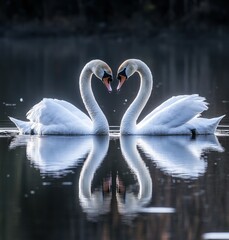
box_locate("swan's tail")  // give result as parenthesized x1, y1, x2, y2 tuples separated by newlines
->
(195, 115, 225, 134)
(9, 116, 32, 134)
(211, 115, 226, 132)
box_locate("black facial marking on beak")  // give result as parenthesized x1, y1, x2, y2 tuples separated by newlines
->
(102, 70, 113, 93)
(102, 71, 113, 82)
(116, 68, 127, 92)
(117, 68, 127, 81)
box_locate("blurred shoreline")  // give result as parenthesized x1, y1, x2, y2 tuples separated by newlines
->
(0, 20, 229, 40)
(1, 1, 228, 40)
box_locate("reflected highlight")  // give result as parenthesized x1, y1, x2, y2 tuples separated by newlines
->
(137, 135, 224, 179)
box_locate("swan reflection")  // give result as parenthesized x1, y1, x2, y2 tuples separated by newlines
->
(10, 135, 93, 176)
(9, 134, 111, 219)
(9, 133, 223, 222)
(118, 136, 175, 222)
(78, 135, 110, 220)
(137, 135, 224, 179)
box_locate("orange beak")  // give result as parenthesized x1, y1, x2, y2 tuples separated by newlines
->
(103, 77, 112, 93)
(117, 75, 127, 91)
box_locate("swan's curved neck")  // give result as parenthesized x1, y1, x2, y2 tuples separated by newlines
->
(80, 66, 109, 134)
(120, 61, 153, 134)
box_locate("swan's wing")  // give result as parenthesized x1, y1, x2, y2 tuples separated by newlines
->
(138, 95, 208, 129)
(140, 95, 191, 124)
(52, 99, 92, 126)
(26, 98, 91, 126)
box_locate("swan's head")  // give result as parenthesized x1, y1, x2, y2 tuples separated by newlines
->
(116, 59, 138, 91)
(92, 60, 113, 93)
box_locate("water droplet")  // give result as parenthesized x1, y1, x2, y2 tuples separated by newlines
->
(42, 182, 51, 186)
(62, 182, 72, 186)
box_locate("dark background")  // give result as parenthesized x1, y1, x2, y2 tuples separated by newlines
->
(0, 0, 229, 37)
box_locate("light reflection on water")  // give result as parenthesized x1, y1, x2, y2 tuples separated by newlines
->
(137, 134, 224, 179)
(1, 132, 229, 239)
(9, 135, 92, 176)
(203, 232, 229, 239)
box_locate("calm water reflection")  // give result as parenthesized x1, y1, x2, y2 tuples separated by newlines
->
(1, 133, 229, 239)
(1, 36, 229, 239)
(10, 135, 92, 176)
(137, 135, 224, 179)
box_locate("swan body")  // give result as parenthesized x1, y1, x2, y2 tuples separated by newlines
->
(9, 60, 113, 135)
(117, 59, 225, 135)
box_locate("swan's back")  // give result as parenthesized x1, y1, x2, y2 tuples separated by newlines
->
(136, 94, 223, 135)
(140, 95, 208, 128)
(10, 98, 93, 135)
(27, 98, 91, 126)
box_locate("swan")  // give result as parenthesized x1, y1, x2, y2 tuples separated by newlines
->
(117, 59, 225, 135)
(9, 60, 113, 135)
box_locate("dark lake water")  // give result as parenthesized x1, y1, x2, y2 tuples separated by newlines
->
(0, 36, 229, 240)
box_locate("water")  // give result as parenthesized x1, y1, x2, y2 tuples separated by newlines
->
(1, 133, 229, 239)
(1, 36, 229, 240)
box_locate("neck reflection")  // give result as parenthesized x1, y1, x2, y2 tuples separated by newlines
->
(9, 134, 223, 223)
(78, 135, 111, 220)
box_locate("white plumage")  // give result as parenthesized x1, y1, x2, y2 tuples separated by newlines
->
(117, 59, 224, 135)
(9, 60, 112, 135)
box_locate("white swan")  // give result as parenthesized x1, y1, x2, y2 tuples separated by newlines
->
(117, 59, 225, 135)
(9, 60, 113, 135)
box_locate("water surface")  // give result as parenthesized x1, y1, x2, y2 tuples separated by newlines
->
(1, 133, 229, 240)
